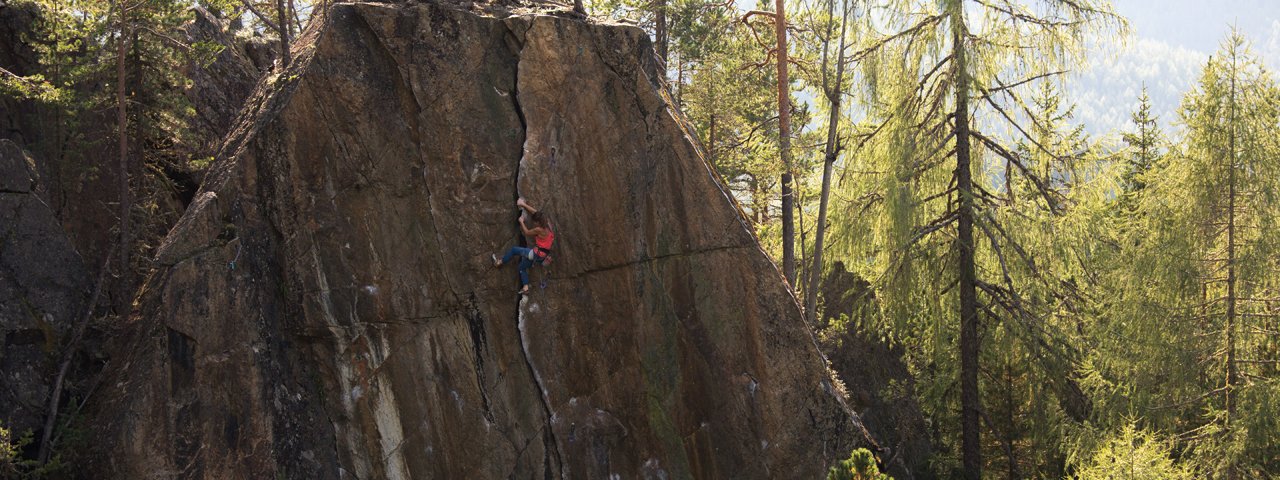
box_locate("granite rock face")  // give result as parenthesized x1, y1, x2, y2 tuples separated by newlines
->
(88, 2, 873, 478)
(0, 140, 89, 441)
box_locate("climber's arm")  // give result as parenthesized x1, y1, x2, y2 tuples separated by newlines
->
(518, 216, 542, 238)
(516, 197, 538, 215)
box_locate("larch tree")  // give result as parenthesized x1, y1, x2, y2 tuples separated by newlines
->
(1082, 29, 1280, 480)
(834, 0, 1123, 476)
(1172, 31, 1280, 478)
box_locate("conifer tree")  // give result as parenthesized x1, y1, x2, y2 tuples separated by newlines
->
(1173, 31, 1280, 477)
(1121, 86, 1163, 194)
(834, 1, 1123, 476)
(1082, 30, 1280, 479)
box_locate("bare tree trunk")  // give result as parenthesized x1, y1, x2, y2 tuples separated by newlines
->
(708, 114, 716, 164)
(654, 0, 668, 64)
(774, 0, 795, 288)
(277, 0, 291, 67)
(289, 0, 298, 37)
(804, 0, 849, 326)
(952, 6, 982, 478)
(1224, 45, 1239, 480)
(290, 0, 300, 37)
(750, 174, 764, 225)
(676, 56, 684, 107)
(37, 251, 111, 464)
(124, 28, 143, 299)
(1004, 361, 1018, 480)
(116, 7, 130, 298)
(797, 179, 806, 292)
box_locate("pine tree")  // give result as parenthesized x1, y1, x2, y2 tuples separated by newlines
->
(14, 0, 222, 465)
(771, 0, 796, 289)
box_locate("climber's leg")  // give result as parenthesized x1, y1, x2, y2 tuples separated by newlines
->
(499, 246, 534, 267)
(518, 256, 533, 290)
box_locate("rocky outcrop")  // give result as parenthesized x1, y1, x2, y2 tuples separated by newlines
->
(820, 263, 934, 479)
(0, 140, 90, 442)
(182, 6, 269, 164)
(1, 0, 43, 148)
(88, 2, 873, 478)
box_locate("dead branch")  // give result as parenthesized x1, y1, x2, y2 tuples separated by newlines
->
(38, 250, 112, 464)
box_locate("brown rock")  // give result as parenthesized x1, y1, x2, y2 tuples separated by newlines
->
(0, 140, 90, 441)
(181, 6, 265, 163)
(820, 262, 934, 479)
(87, 2, 874, 478)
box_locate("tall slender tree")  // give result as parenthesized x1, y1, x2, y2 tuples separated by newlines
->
(1120, 85, 1163, 194)
(773, 0, 796, 288)
(1174, 31, 1280, 477)
(114, 0, 131, 290)
(803, 0, 851, 324)
(837, 0, 1123, 476)
(654, 0, 668, 63)
(1078, 29, 1280, 479)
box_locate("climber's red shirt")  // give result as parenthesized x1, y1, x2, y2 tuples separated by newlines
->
(536, 229, 554, 252)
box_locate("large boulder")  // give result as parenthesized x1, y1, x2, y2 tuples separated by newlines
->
(87, 2, 875, 478)
(0, 140, 89, 443)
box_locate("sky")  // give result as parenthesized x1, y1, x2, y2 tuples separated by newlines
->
(717, 0, 1280, 140)
(1065, 0, 1280, 138)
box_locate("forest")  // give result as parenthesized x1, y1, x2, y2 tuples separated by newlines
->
(1, 0, 1278, 478)
(595, 0, 1280, 477)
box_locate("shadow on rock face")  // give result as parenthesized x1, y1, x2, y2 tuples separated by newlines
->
(819, 262, 936, 479)
(0, 140, 91, 448)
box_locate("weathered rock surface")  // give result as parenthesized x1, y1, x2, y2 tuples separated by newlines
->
(0, 140, 89, 441)
(820, 263, 934, 479)
(88, 2, 873, 478)
(182, 6, 269, 164)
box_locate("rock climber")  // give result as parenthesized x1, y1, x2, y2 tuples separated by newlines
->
(493, 197, 555, 294)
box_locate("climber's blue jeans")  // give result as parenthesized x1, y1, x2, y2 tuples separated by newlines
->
(502, 246, 541, 286)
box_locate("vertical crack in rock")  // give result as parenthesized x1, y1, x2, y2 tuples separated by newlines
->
(517, 298, 565, 479)
(505, 19, 566, 478)
(465, 294, 496, 424)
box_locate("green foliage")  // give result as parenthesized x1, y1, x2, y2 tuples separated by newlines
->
(0, 71, 65, 104)
(826, 448, 891, 480)
(1120, 86, 1164, 194)
(2, 0, 1273, 476)
(817, 0, 1126, 475)
(0, 425, 23, 477)
(1070, 423, 1196, 480)
(1074, 28, 1280, 477)
(673, 1, 792, 246)
(0, 423, 73, 480)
